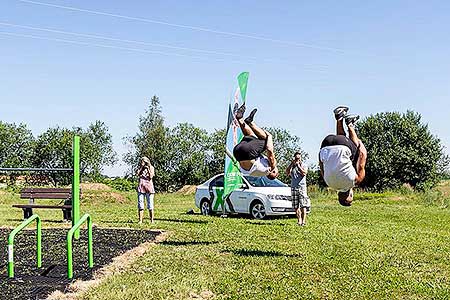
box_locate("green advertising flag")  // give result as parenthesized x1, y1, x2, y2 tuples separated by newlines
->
(216, 72, 249, 212)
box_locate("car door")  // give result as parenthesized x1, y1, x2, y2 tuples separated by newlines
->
(209, 175, 225, 213)
(227, 177, 252, 213)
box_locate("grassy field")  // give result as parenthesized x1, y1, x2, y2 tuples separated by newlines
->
(1, 183, 450, 300)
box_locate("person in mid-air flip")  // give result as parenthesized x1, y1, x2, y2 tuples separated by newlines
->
(232, 104, 279, 179)
(319, 106, 367, 206)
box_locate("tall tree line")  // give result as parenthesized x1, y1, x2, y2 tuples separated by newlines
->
(0, 120, 116, 185)
(124, 96, 306, 192)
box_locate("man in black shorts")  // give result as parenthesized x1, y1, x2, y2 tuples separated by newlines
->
(319, 106, 367, 206)
(232, 104, 279, 179)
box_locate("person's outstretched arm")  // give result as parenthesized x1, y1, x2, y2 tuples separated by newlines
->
(354, 142, 367, 184)
(318, 153, 324, 178)
(299, 164, 307, 176)
(149, 165, 155, 179)
(265, 133, 277, 170)
(286, 161, 294, 177)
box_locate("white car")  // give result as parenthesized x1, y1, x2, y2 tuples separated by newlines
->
(195, 173, 295, 219)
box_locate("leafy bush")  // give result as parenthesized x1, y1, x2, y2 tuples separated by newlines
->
(102, 177, 136, 192)
(357, 111, 448, 191)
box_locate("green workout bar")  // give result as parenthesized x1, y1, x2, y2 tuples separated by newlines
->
(72, 135, 81, 239)
(7, 214, 42, 278)
(67, 213, 93, 279)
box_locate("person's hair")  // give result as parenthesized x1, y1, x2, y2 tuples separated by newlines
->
(338, 190, 352, 206)
(294, 151, 302, 157)
(141, 156, 151, 167)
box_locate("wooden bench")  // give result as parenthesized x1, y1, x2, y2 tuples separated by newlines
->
(13, 188, 73, 221)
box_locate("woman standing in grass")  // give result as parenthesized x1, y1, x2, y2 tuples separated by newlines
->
(136, 157, 155, 224)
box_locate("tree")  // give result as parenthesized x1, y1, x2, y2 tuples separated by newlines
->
(0, 121, 35, 168)
(206, 128, 226, 178)
(167, 123, 210, 190)
(265, 127, 307, 184)
(33, 126, 74, 185)
(81, 121, 117, 179)
(124, 95, 171, 191)
(33, 122, 117, 185)
(356, 111, 448, 191)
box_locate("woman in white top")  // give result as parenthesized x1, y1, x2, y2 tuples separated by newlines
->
(232, 104, 279, 179)
(319, 106, 367, 206)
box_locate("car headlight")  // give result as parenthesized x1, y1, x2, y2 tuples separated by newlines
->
(267, 194, 292, 201)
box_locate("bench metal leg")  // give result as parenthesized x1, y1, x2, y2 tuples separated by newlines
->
(63, 209, 72, 221)
(23, 208, 33, 219)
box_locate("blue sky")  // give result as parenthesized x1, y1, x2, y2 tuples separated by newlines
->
(1, 0, 449, 176)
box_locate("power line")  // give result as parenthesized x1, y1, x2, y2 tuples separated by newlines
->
(17, 0, 352, 54)
(0, 31, 255, 64)
(0, 22, 332, 72)
(0, 21, 257, 60)
(0, 21, 327, 70)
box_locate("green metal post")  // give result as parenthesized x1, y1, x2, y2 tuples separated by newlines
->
(7, 214, 42, 278)
(67, 213, 94, 279)
(72, 135, 81, 239)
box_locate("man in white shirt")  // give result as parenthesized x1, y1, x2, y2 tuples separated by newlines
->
(319, 106, 367, 206)
(233, 104, 279, 179)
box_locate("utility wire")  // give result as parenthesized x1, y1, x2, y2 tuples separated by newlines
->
(0, 22, 333, 72)
(17, 0, 353, 54)
(0, 31, 255, 64)
(0, 21, 329, 70)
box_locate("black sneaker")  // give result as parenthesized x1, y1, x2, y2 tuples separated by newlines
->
(244, 108, 257, 125)
(345, 114, 360, 126)
(333, 106, 349, 121)
(235, 103, 246, 119)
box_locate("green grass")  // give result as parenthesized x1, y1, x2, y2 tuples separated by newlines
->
(1, 186, 450, 299)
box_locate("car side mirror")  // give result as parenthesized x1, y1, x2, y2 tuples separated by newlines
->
(241, 184, 249, 189)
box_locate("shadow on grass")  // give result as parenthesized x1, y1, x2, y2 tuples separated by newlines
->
(154, 218, 211, 224)
(6, 219, 68, 224)
(223, 248, 303, 258)
(160, 240, 218, 246)
(245, 221, 288, 226)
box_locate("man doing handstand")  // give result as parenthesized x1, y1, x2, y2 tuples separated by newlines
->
(319, 106, 367, 206)
(232, 105, 279, 179)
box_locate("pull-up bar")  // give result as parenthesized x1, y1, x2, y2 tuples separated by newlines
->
(0, 168, 73, 173)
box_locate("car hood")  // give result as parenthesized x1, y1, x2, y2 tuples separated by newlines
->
(248, 186, 291, 196)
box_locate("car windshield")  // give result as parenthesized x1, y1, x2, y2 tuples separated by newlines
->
(244, 176, 287, 187)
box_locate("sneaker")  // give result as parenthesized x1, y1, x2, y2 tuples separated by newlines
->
(244, 108, 257, 125)
(345, 114, 360, 127)
(333, 106, 349, 121)
(235, 103, 246, 119)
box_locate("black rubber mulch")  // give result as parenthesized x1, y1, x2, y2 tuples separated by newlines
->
(0, 227, 160, 300)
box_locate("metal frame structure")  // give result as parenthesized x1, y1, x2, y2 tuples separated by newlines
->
(66, 213, 93, 279)
(7, 214, 42, 278)
(0, 135, 81, 235)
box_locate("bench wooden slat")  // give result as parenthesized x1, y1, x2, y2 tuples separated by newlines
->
(13, 204, 72, 209)
(20, 193, 71, 199)
(21, 188, 72, 193)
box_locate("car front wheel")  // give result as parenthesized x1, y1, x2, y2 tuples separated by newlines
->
(200, 199, 212, 216)
(250, 201, 266, 219)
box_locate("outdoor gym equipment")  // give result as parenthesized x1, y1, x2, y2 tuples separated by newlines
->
(67, 213, 93, 279)
(4, 136, 94, 279)
(0, 135, 81, 237)
(7, 214, 42, 278)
